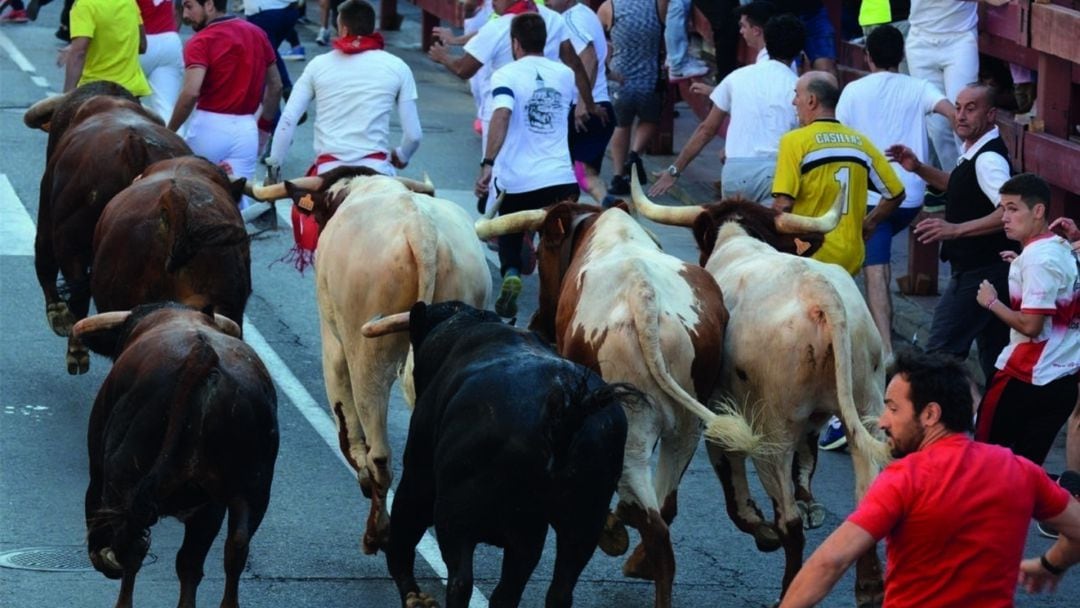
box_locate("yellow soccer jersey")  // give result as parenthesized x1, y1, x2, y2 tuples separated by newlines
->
(772, 119, 904, 275)
(70, 0, 151, 97)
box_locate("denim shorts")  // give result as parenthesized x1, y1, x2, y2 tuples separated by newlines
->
(801, 6, 837, 62)
(863, 205, 921, 266)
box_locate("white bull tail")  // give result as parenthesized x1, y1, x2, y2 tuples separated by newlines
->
(628, 274, 763, 455)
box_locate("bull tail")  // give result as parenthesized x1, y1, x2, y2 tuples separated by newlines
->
(544, 377, 641, 462)
(814, 283, 891, 469)
(125, 333, 219, 531)
(628, 275, 763, 455)
(406, 202, 439, 305)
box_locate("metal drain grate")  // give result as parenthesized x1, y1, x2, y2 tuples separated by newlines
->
(0, 546, 156, 572)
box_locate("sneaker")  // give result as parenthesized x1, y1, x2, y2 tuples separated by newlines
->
(283, 46, 305, 61)
(54, 25, 69, 41)
(601, 194, 620, 209)
(626, 151, 647, 185)
(818, 416, 847, 451)
(1036, 471, 1079, 539)
(495, 274, 522, 318)
(608, 174, 630, 196)
(669, 59, 710, 81)
(1, 8, 29, 22)
(26, 0, 39, 20)
(315, 28, 331, 46)
(520, 231, 536, 276)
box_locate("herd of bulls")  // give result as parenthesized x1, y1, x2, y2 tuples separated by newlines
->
(25, 82, 892, 608)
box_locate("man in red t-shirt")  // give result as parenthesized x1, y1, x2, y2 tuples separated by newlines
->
(780, 350, 1080, 608)
(168, 0, 281, 209)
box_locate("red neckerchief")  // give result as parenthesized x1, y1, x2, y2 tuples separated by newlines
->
(332, 32, 386, 55)
(502, 0, 537, 15)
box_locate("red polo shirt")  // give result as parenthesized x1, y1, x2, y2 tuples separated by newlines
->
(183, 16, 276, 115)
(137, 0, 177, 35)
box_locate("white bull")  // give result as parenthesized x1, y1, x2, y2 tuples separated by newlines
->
(249, 168, 491, 555)
(631, 179, 891, 607)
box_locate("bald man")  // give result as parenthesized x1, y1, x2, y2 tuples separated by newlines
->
(772, 71, 905, 275)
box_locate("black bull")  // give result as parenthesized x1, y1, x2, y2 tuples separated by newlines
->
(382, 301, 638, 608)
(73, 303, 278, 608)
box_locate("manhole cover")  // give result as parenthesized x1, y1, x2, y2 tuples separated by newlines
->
(0, 546, 157, 572)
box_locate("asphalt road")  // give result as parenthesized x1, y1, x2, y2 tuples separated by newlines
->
(0, 4, 1075, 607)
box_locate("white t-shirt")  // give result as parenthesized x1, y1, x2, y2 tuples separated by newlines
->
(243, 0, 293, 16)
(563, 3, 609, 104)
(959, 126, 1012, 206)
(909, 0, 977, 35)
(490, 55, 576, 193)
(465, 7, 570, 120)
(709, 59, 798, 158)
(995, 235, 1080, 386)
(270, 49, 419, 172)
(836, 71, 945, 208)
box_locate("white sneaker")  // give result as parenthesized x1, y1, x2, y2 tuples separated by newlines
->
(669, 59, 709, 80)
(315, 28, 331, 46)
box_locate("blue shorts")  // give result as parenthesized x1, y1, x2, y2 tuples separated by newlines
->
(864, 206, 921, 266)
(801, 7, 836, 62)
(568, 101, 616, 171)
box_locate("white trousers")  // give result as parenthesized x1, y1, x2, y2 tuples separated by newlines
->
(139, 32, 184, 126)
(185, 109, 258, 209)
(906, 27, 978, 171)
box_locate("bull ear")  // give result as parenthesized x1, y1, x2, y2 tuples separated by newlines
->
(284, 181, 327, 217)
(540, 204, 574, 247)
(692, 213, 719, 267)
(228, 177, 247, 203)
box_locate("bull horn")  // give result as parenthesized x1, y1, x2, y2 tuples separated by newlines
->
(361, 312, 411, 338)
(72, 311, 132, 338)
(629, 167, 703, 226)
(773, 184, 845, 234)
(213, 314, 242, 338)
(484, 191, 505, 219)
(475, 209, 548, 239)
(24, 92, 69, 131)
(394, 176, 435, 195)
(247, 176, 325, 201)
(423, 172, 435, 191)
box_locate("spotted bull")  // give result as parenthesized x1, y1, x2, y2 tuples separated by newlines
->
(23, 81, 191, 374)
(362, 300, 634, 608)
(630, 179, 890, 607)
(246, 167, 491, 556)
(92, 156, 250, 326)
(476, 202, 764, 608)
(72, 303, 278, 608)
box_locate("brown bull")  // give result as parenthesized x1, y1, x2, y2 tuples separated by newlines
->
(630, 178, 890, 607)
(24, 82, 191, 374)
(477, 202, 764, 608)
(73, 303, 278, 608)
(92, 157, 250, 327)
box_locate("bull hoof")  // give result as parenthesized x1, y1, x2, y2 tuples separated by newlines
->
(405, 591, 439, 608)
(753, 523, 782, 553)
(46, 302, 75, 337)
(358, 467, 374, 499)
(89, 548, 123, 580)
(621, 542, 654, 581)
(361, 520, 390, 556)
(797, 500, 827, 529)
(856, 577, 885, 608)
(597, 512, 629, 557)
(67, 348, 90, 375)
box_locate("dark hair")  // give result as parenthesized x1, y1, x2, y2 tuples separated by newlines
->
(199, 0, 227, 13)
(805, 74, 840, 110)
(999, 173, 1051, 210)
(735, 0, 776, 29)
(888, 350, 975, 434)
(511, 13, 547, 54)
(764, 14, 805, 64)
(964, 81, 997, 107)
(338, 0, 376, 36)
(866, 24, 904, 70)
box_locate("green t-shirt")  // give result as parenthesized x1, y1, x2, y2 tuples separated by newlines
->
(70, 0, 151, 96)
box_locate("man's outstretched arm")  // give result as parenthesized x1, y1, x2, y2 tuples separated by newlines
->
(780, 522, 877, 608)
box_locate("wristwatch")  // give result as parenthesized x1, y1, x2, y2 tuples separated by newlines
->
(666, 164, 681, 178)
(480, 158, 495, 167)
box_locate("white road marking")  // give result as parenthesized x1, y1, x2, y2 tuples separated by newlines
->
(242, 320, 490, 608)
(0, 175, 36, 256)
(0, 30, 35, 73)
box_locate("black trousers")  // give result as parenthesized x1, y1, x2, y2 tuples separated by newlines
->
(497, 182, 579, 276)
(977, 371, 1078, 465)
(692, 0, 739, 81)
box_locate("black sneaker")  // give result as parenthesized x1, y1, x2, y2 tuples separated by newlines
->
(54, 25, 70, 42)
(608, 175, 630, 196)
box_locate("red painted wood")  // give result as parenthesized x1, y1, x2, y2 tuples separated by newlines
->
(407, 0, 464, 26)
(380, 0, 402, 30)
(1036, 53, 1074, 138)
(1024, 131, 1080, 193)
(979, 0, 1029, 45)
(1030, 3, 1080, 64)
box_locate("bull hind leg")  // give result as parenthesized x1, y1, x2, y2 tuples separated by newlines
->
(387, 472, 437, 607)
(792, 427, 826, 530)
(850, 441, 885, 608)
(115, 571, 137, 608)
(176, 503, 227, 608)
(752, 454, 805, 598)
(59, 256, 93, 373)
(704, 444, 780, 552)
(547, 511, 608, 608)
(487, 523, 546, 608)
(33, 224, 74, 337)
(221, 492, 270, 608)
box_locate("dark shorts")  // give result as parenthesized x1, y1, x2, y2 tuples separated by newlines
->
(611, 87, 663, 127)
(568, 101, 616, 171)
(863, 205, 921, 266)
(801, 7, 837, 62)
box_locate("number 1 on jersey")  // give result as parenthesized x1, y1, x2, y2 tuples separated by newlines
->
(833, 166, 851, 214)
